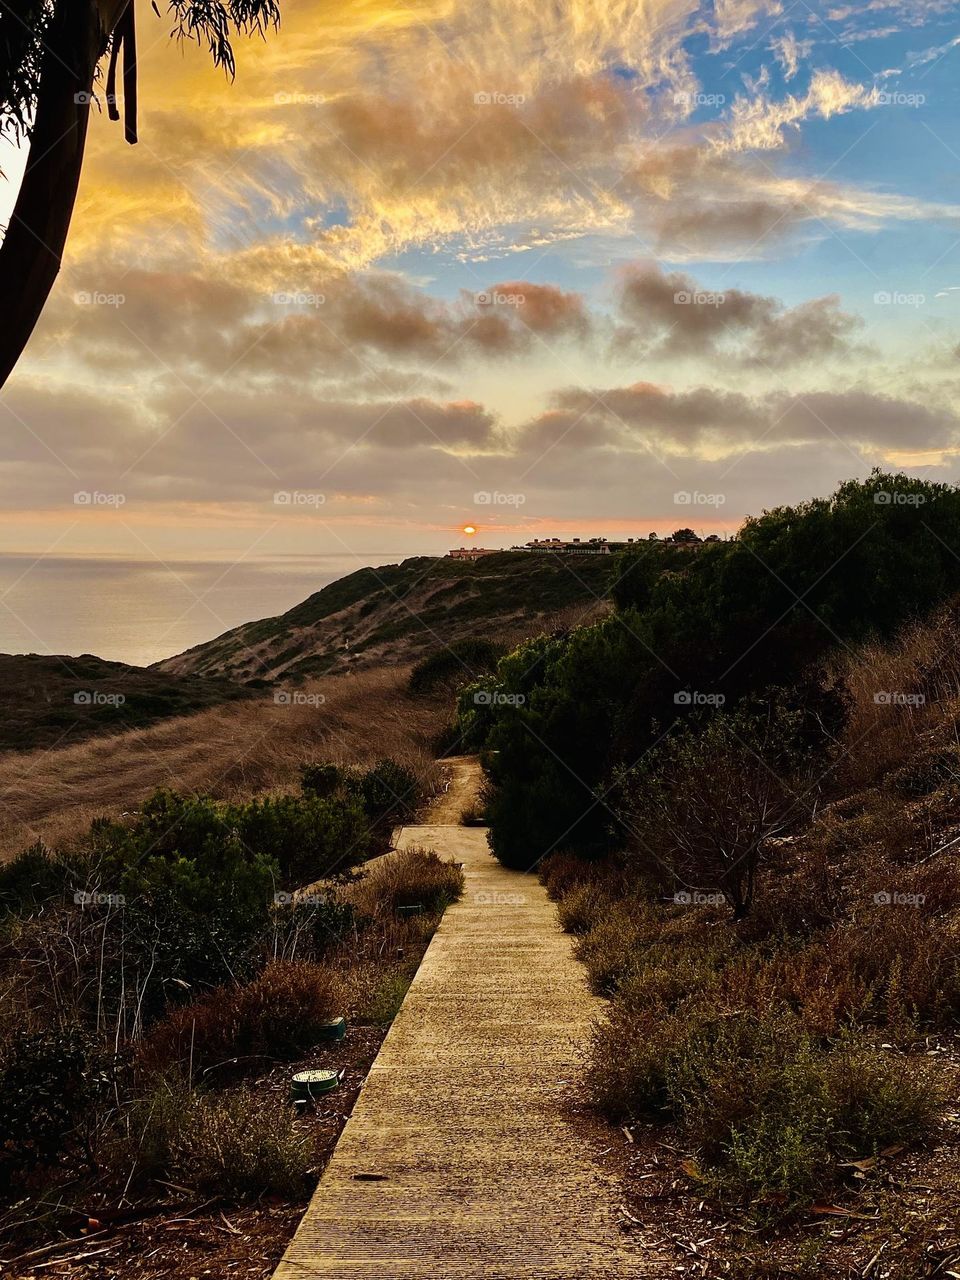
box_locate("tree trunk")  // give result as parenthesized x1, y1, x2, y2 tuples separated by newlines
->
(0, 0, 111, 389)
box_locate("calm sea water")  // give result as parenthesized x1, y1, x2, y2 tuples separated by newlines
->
(0, 554, 414, 667)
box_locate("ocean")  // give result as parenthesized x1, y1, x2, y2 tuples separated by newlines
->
(0, 553, 413, 668)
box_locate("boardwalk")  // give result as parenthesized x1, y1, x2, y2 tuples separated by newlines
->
(275, 767, 658, 1279)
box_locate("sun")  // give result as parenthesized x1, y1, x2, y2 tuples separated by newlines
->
(461, 524, 477, 536)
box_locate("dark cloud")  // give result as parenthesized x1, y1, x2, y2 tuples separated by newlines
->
(616, 262, 862, 365)
(515, 381, 960, 456)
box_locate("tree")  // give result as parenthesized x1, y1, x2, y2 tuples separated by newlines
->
(620, 711, 809, 919)
(0, 0, 281, 389)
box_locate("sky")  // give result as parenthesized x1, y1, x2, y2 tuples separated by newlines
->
(3, 0, 960, 642)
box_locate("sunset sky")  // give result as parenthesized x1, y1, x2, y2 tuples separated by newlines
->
(3, 0, 960, 586)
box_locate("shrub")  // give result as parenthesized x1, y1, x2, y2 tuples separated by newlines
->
(621, 708, 812, 919)
(358, 758, 423, 828)
(299, 762, 351, 799)
(591, 999, 941, 1220)
(346, 847, 464, 918)
(230, 790, 373, 885)
(409, 639, 504, 695)
(0, 843, 76, 917)
(271, 894, 358, 961)
(540, 850, 596, 901)
(476, 472, 960, 865)
(0, 1027, 121, 1180)
(131, 1077, 311, 1199)
(138, 960, 346, 1080)
(555, 881, 613, 936)
(821, 1040, 941, 1155)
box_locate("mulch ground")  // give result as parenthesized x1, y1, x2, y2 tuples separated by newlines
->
(0, 1026, 388, 1280)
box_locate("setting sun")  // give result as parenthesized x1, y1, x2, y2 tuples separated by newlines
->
(462, 524, 477, 536)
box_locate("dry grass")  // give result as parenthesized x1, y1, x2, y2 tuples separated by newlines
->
(137, 960, 348, 1080)
(0, 666, 447, 860)
(834, 605, 960, 791)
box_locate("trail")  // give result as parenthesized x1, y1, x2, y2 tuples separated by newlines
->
(274, 756, 659, 1279)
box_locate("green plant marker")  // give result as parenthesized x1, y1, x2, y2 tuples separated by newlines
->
(317, 1016, 347, 1041)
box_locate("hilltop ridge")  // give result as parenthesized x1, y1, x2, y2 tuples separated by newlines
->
(153, 552, 614, 684)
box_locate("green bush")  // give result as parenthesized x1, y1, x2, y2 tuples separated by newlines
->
(471, 472, 960, 866)
(299, 761, 350, 799)
(408, 638, 505, 695)
(0, 1027, 121, 1180)
(0, 843, 75, 917)
(359, 758, 423, 828)
(591, 1002, 940, 1220)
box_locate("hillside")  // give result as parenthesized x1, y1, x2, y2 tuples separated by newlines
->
(0, 652, 251, 753)
(154, 552, 614, 683)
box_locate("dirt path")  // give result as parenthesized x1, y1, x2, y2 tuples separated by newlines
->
(274, 757, 659, 1279)
(415, 753, 482, 825)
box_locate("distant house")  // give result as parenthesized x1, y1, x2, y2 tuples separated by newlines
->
(449, 532, 729, 560)
(447, 546, 501, 561)
(514, 537, 613, 555)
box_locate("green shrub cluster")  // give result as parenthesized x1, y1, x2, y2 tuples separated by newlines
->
(0, 1027, 123, 1182)
(299, 756, 424, 833)
(465, 472, 960, 867)
(408, 638, 505, 695)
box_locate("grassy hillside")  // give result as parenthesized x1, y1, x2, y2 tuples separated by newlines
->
(0, 653, 251, 753)
(154, 553, 614, 683)
(0, 666, 447, 860)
